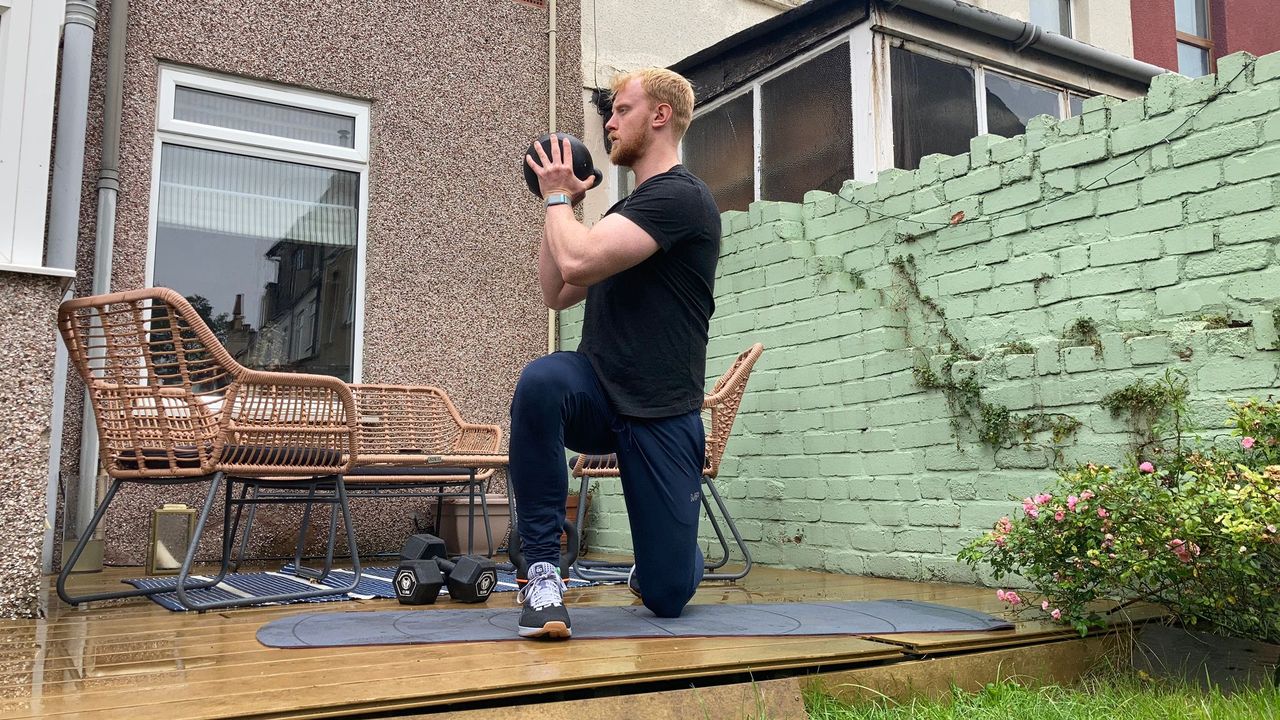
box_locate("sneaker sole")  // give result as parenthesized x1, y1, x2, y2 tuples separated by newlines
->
(518, 621, 572, 639)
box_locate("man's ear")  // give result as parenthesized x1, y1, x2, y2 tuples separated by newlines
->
(651, 102, 673, 129)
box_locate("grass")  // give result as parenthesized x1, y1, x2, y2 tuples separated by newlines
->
(804, 673, 1280, 720)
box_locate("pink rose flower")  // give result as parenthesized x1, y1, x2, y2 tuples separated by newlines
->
(1005, 591, 1022, 606)
(1242, 436, 1256, 449)
(1080, 490, 1095, 501)
(1097, 507, 1109, 518)
(1067, 495, 1078, 511)
(1041, 600, 1050, 611)
(1054, 510, 1065, 522)
(996, 589, 1007, 602)
(1051, 608, 1062, 620)
(1139, 461, 1154, 473)
(1034, 493, 1053, 505)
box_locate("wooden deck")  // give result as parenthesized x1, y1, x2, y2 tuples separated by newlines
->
(0, 562, 1149, 719)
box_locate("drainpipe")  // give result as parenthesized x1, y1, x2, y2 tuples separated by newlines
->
(42, 0, 99, 572)
(886, 0, 1168, 82)
(72, 0, 129, 566)
(546, 0, 558, 355)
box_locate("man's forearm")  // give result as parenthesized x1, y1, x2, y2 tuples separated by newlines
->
(543, 205, 596, 287)
(539, 227, 587, 310)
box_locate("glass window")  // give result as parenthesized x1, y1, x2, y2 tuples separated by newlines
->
(683, 91, 755, 213)
(890, 47, 977, 171)
(985, 71, 1062, 138)
(1177, 42, 1211, 77)
(174, 87, 356, 148)
(1175, 0, 1208, 37)
(760, 43, 854, 203)
(1030, 0, 1072, 37)
(1068, 93, 1086, 117)
(152, 68, 367, 381)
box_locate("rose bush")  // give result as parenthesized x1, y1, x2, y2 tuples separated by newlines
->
(959, 399, 1280, 643)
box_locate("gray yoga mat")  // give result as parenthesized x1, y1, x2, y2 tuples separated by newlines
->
(256, 600, 1013, 647)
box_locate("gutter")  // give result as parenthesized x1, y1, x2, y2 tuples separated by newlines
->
(885, 0, 1168, 83)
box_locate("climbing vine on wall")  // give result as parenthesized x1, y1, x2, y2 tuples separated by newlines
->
(890, 254, 1081, 465)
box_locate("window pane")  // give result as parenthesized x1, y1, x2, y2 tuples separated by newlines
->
(174, 86, 356, 148)
(1175, 0, 1208, 37)
(1030, 0, 1071, 36)
(985, 71, 1063, 138)
(1068, 93, 1087, 117)
(683, 92, 754, 213)
(890, 47, 977, 171)
(153, 144, 359, 380)
(1177, 42, 1210, 77)
(760, 43, 854, 203)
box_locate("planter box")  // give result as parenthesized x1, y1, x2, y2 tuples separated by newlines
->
(438, 494, 510, 557)
(1131, 623, 1280, 692)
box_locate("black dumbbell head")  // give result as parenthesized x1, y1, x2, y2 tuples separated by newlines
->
(439, 555, 498, 603)
(523, 132, 604, 198)
(400, 533, 447, 562)
(394, 559, 444, 605)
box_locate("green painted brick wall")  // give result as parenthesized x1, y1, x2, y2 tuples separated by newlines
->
(560, 52, 1280, 584)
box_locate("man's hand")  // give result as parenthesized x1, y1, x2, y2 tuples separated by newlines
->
(525, 134, 598, 201)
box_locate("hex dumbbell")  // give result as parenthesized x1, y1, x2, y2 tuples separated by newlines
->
(393, 559, 444, 605)
(437, 555, 498, 603)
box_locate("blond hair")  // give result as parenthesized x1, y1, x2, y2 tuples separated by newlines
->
(611, 68, 695, 139)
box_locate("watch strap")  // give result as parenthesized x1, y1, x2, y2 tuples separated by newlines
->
(545, 192, 571, 207)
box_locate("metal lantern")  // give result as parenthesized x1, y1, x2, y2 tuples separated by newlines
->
(147, 503, 196, 575)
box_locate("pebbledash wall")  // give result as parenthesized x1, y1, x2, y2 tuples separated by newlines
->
(563, 50, 1280, 583)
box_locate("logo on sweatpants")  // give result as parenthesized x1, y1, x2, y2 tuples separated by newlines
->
(690, 491, 701, 503)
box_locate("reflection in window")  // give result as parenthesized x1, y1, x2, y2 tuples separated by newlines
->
(890, 47, 977, 170)
(174, 87, 356, 148)
(1175, 0, 1208, 36)
(683, 92, 754, 213)
(986, 71, 1062, 138)
(760, 43, 853, 203)
(1030, 0, 1072, 37)
(152, 145, 359, 380)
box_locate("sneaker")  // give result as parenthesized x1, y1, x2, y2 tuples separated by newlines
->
(627, 564, 642, 599)
(516, 562, 571, 639)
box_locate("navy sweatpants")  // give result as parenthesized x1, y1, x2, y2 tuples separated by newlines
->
(509, 351, 705, 618)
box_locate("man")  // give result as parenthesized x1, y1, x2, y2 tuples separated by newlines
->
(510, 67, 720, 639)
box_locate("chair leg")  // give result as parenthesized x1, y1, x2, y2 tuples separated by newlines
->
(699, 488, 734, 571)
(57, 477, 225, 606)
(176, 475, 362, 612)
(476, 471, 494, 558)
(701, 477, 752, 582)
(570, 473, 631, 580)
(228, 483, 256, 572)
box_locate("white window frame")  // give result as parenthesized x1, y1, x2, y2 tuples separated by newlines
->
(1030, 0, 1074, 38)
(146, 65, 371, 380)
(686, 31, 858, 205)
(0, 0, 68, 273)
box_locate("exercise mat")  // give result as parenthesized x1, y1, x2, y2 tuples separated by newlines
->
(257, 600, 1013, 647)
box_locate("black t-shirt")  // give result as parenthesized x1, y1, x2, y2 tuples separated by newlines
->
(577, 165, 720, 418)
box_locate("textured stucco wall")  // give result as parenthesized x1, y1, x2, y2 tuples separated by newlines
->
(0, 273, 65, 618)
(565, 51, 1280, 582)
(60, 0, 583, 566)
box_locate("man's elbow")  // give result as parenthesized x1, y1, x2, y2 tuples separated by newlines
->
(559, 259, 598, 288)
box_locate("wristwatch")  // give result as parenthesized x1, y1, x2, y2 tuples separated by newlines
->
(545, 192, 571, 208)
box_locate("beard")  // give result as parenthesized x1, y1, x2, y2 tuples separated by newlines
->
(609, 125, 651, 167)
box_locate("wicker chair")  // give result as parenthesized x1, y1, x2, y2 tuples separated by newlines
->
(56, 287, 361, 611)
(570, 342, 764, 582)
(230, 384, 505, 568)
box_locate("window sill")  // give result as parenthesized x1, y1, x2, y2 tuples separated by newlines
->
(0, 262, 76, 279)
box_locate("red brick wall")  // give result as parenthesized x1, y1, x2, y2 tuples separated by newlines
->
(1133, 0, 1280, 72)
